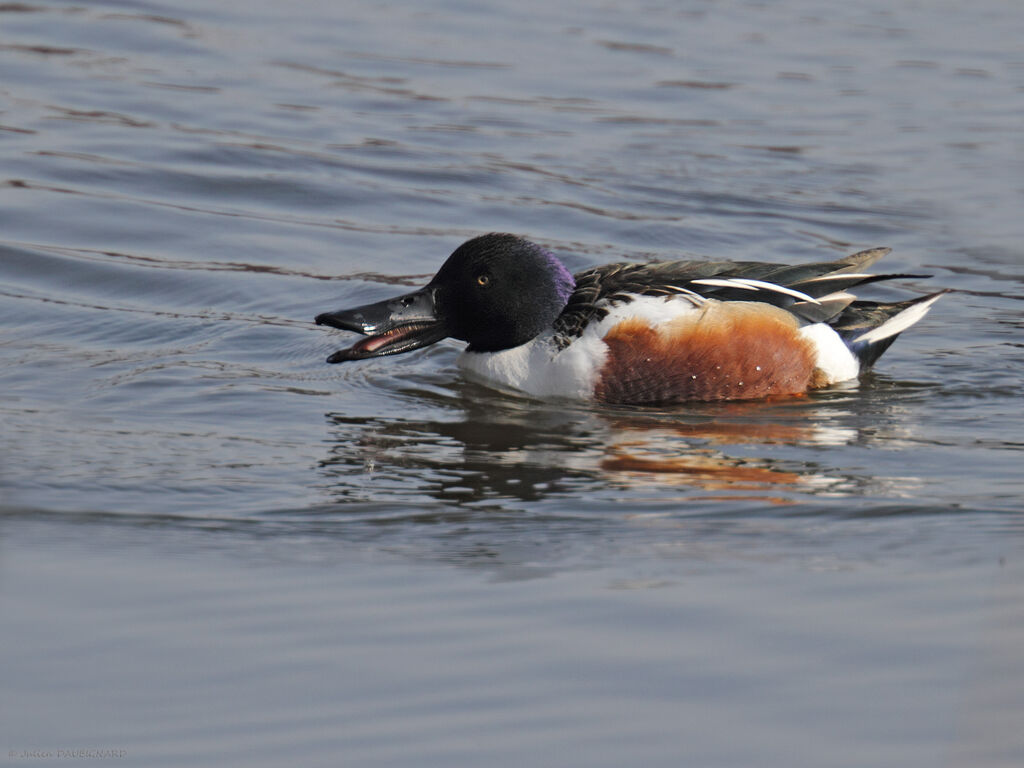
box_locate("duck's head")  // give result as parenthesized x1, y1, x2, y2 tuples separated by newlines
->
(316, 233, 576, 363)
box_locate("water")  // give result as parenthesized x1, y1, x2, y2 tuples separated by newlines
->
(1, 0, 1023, 765)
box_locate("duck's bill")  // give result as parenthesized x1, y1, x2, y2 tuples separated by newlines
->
(315, 286, 449, 363)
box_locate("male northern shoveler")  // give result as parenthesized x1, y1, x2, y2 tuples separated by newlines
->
(315, 233, 945, 405)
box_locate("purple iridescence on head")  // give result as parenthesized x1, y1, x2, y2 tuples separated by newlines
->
(538, 247, 576, 307)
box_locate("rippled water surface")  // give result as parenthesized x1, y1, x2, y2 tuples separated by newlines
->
(2, 1, 1023, 766)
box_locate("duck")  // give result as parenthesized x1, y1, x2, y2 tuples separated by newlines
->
(315, 233, 945, 405)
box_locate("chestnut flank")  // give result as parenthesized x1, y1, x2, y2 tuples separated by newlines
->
(594, 302, 818, 404)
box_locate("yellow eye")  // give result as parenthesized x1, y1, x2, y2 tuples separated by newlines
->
(476, 274, 490, 287)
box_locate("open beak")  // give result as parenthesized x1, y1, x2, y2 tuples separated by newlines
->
(315, 285, 449, 363)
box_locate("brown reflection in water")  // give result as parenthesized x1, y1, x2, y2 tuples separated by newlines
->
(596, 403, 848, 499)
(602, 447, 801, 489)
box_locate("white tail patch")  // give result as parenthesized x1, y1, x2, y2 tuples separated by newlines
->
(799, 323, 860, 384)
(852, 293, 944, 345)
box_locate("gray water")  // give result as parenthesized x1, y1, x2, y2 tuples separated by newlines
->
(2, 1, 1023, 766)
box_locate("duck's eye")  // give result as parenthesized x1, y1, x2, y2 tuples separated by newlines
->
(476, 274, 490, 287)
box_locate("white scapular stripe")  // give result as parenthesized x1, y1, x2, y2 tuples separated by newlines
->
(691, 277, 819, 304)
(813, 290, 857, 303)
(798, 272, 874, 284)
(665, 285, 708, 304)
(729, 278, 820, 303)
(690, 278, 758, 290)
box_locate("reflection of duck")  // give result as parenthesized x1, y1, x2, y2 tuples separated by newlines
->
(597, 418, 852, 498)
(319, 393, 917, 507)
(316, 234, 945, 405)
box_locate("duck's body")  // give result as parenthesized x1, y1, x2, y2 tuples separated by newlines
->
(459, 294, 857, 403)
(316, 234, 944, 405)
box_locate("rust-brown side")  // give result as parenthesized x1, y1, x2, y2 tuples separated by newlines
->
(593, 302, 819, 404)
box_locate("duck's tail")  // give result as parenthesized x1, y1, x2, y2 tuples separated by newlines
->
(831, 290, 948, 368)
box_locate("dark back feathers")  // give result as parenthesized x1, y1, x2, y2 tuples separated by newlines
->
(552, 247, 928, 346)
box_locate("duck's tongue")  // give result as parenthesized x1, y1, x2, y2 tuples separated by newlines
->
(315, 286, 449, 362)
